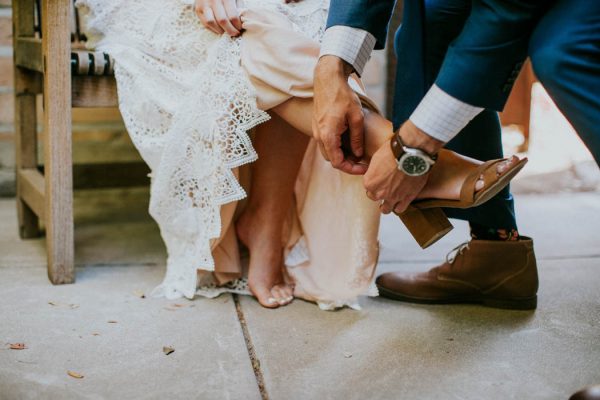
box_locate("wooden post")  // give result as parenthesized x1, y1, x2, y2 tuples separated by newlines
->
(13, 0, 41, 238)
(41, 0, 74, 284)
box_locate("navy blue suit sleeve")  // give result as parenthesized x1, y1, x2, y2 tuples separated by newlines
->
(326, 0, 397, 50)
(435, 0, 549, 110)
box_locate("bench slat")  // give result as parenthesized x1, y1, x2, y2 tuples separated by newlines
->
(19, 168, 46, 220)
(72, 76, 118, 107)
(15, 37, 43, 72)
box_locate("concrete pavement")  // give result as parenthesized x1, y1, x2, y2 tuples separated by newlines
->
(0, 190, 599, 399)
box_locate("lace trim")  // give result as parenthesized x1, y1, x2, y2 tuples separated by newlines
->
(76, 0, 330, 301)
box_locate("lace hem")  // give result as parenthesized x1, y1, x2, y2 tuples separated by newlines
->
(75, 0, 375, 309)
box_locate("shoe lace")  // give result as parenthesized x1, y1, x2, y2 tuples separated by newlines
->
(446, 241, 470, 265)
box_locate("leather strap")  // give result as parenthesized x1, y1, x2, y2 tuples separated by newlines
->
(390, 132, 405, 160)
(459, 159, 501, 203)
(389, 132, 438, 161)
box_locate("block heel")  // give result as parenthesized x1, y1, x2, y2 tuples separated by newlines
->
(396, 157, 527, 248)
(397, 207, 453, 249)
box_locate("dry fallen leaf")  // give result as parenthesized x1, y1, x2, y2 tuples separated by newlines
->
(343, 352, 353, 358)
(107, 320, 118, 324)
(9, 343, 26, 350)
(91, 333, 100, 336)
(164, 303, 187, 311)
(67, 371, 84, 379)
(163, 346, 175, 355)
(48, 301, 79, 310)
(133, 290, 146, 299)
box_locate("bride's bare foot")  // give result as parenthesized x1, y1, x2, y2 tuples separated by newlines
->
(417, 152, 521, 201)
(236, 210, 294, 309)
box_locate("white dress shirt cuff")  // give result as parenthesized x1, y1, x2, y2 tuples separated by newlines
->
(319, 26, 376, 77)
(409, 84, 484, 143)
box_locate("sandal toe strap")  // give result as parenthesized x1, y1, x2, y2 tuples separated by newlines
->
(459, 159, 504, 203)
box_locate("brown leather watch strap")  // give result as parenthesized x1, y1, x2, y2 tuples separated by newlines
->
(389, 132, 439, 161)
(390, 132, 405, 160)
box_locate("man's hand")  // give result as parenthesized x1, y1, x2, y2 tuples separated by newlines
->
(364, 142, 429, 214)
(313, 56, 368, 175)
(195, 0, 302, 36)
(364, 121, 444, 214)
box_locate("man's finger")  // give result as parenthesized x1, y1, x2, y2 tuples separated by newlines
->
(312, 119, 330, 161)
(317, 142, 330, 161)
(323, 133, 344, 168)
(213, 2, 240, 36)
(338, 159, 368, 175)
(393, 199, 409, 214)
(379, 200, 393, 215)
(347, 106, 365, 158)
(329, 147, 367, 175)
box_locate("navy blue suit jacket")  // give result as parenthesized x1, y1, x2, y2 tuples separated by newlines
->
(326, 0, 550, 111)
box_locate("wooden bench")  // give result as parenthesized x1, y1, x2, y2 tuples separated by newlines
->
(12, 0, 148, 284)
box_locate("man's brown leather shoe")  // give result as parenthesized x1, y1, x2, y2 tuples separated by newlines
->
(570, 386, 600, 400)
(376, 237, 538, 310)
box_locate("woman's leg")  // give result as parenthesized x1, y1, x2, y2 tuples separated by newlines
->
(273, 98, 518, 201)
(236, 112, 310, 308)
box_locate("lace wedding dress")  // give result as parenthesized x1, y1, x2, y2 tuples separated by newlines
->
(76, 0, 381, 310)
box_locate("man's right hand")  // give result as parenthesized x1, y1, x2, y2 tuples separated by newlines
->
(313, 56, 368, 175)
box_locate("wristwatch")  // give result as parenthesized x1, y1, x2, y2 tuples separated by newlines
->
(390, 132, 437, 176)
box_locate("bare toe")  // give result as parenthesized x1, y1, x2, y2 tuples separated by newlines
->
(496, 155, 518, 175)
(270, 286, 289, 306)
(475, 175, 485, 192)
(277, 283, 294, 299)
(272, 284, 294, 306)
(251, 285, 279, 309)
(475, 156, 520, 192)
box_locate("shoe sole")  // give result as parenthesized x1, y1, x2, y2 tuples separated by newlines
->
(377, 285, 538, 310)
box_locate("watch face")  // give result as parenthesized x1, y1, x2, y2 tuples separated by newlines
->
(401, 155, 429, 176)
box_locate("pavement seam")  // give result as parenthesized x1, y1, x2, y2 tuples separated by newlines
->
(233, 294, 269, 400)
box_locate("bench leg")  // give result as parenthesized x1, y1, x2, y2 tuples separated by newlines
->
(15, 90, 41, 238)
(42, 0, 74, 284)
(13, 0, 41, 238)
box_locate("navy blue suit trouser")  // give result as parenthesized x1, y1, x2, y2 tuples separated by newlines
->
(529, 0, 600, 164)
(394, 0, 518, 230)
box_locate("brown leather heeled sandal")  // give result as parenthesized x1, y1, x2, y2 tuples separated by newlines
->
(353, 88, 527, 249)
(396, 157, 528, 249)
